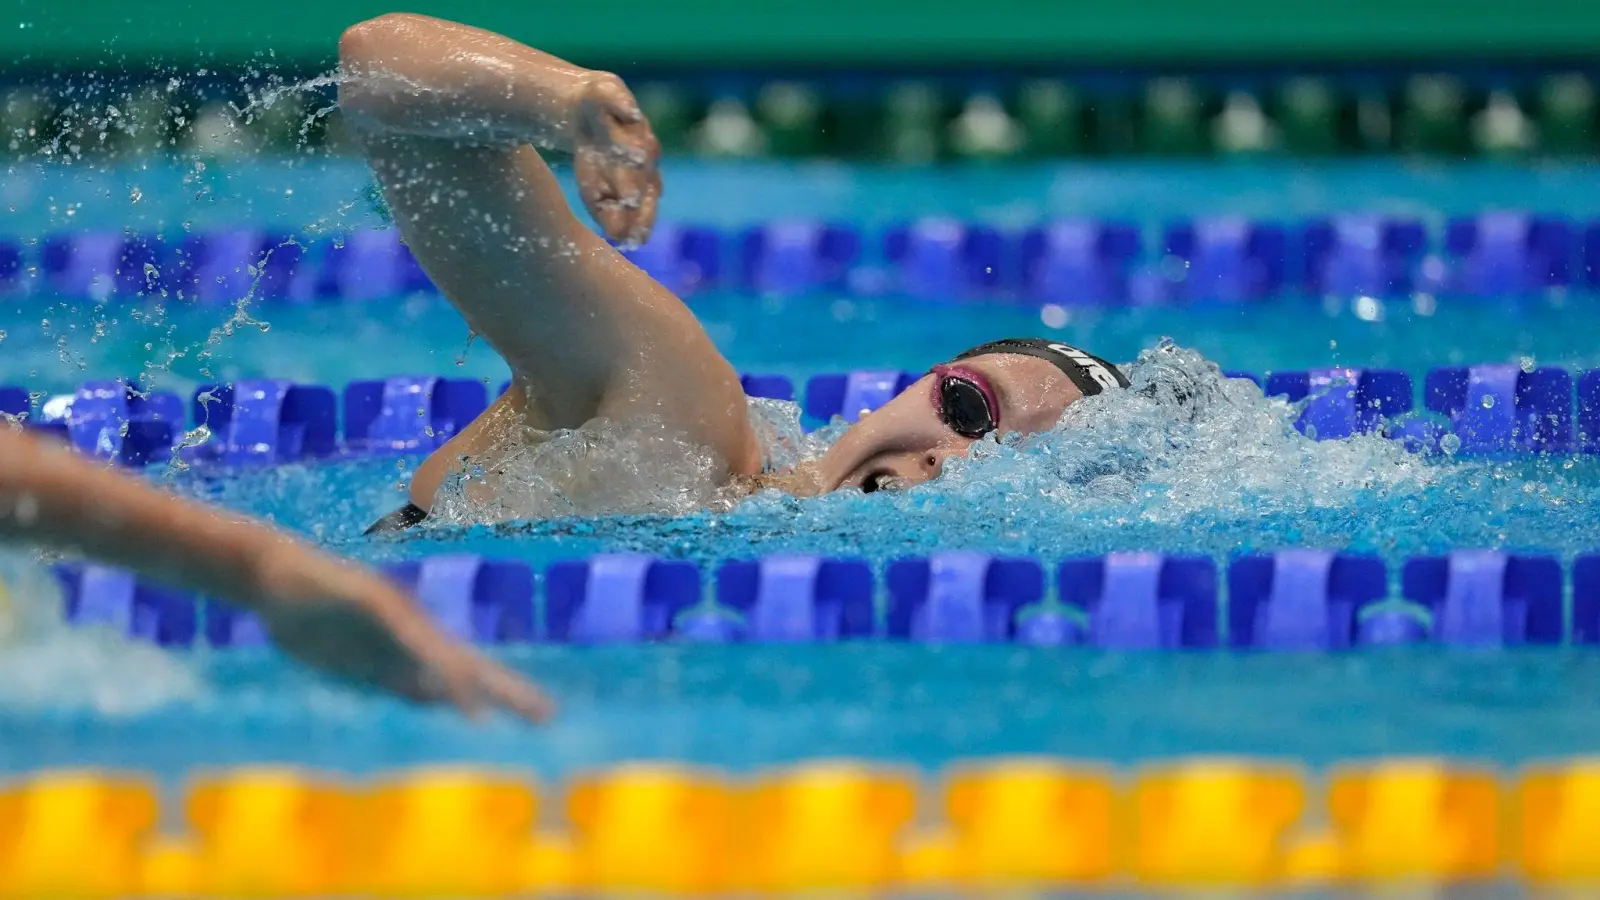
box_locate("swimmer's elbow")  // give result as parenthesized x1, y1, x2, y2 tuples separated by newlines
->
(339, 13, 425, 66)
(338, 15, 427, 131)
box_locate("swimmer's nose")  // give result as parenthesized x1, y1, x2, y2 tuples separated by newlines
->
(920, 447, 961, 480)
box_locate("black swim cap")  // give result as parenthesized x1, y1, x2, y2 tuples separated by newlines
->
(951, 338, 1130, 397)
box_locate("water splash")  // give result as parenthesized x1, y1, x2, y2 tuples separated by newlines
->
(0, 555, 203, 715)
(389, 341, 1600, 564)
(429, 413, 734, 524)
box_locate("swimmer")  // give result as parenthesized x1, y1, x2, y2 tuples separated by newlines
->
(339, 14, 1130, 529)
(0, 427, 550, 721)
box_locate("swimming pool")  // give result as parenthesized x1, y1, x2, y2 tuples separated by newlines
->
(4, 157, 1600, 891)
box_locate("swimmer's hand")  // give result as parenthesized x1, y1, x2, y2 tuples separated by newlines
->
(0, 427, 552, 722)
(251, 549, 554, 722)
(569, 73, 662, 246)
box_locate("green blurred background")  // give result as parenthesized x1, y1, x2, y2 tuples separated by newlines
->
(1, 0, 1598, 166)
(4, 0, 1600, 66)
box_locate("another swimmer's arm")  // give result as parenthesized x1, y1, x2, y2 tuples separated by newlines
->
(0, 428, 549, 721)
(339, 15, 760, 502)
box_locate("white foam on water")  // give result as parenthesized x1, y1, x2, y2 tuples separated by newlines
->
(0, 554, 204, 715)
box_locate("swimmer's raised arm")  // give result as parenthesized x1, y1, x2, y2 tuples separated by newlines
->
(0, 428, 550, 721)
(339, 14, 761, 508)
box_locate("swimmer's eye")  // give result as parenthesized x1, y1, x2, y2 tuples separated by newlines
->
(938, 375, 997, 439)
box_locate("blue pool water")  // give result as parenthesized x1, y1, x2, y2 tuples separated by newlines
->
(3, 159, 1600, 781)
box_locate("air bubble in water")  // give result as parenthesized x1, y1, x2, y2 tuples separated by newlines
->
(128, 186, 142, 204)
(1520, 356, 1536, 373)
(1440, 433, 1462, 454)
(1481, 394, 1496, 409)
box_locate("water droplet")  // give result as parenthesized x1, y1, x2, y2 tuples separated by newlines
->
(1481, 394, 1496, 409)
(1440, 433, 1462, 454)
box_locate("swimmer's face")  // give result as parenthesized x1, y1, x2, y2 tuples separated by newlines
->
(814, 353, 1085, 494)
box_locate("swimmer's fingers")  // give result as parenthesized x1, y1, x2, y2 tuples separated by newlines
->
(626, 168, 662, 246)
(380, 613, 554, 723)
(576, 147, 659, 245)
(605, 121, 660, 170)
(576, 151, 631, 242)
(576, 74, 653, 169)
(607, 152, 660, 245)
(389, 655, 555, 725)
(473, 657, 557, 723)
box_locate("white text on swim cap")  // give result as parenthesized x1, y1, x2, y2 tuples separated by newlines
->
(1047, 343, 1122, 390)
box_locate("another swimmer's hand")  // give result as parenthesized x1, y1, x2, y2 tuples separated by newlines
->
(569, 73, 662, 246)
(250, 547, 554, 722)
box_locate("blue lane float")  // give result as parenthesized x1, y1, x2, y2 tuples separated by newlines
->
(9, 362, 1600, 467)
(544, 555, 701, 643)
(1264, 368, 1413, 439)
(15, 214, 1600, 303)
(1165, 218, 1288, 302)
(1300, 215, 1427, 298)
(0, 238, 23, 295)
(203, 601, 268, 647)
(1227, 551, 1389, 650)
(40, 233, 146, 300)
(1058, 552, 1218, 649)
(619, 223, 721, 297)
(54, 564, 197, 647)
(1402, 551, 1565, 646)
(1423, 365, 1573, 454)
(1573, 554, 1600, 644)
(52, 548, 1600, 649)
(383, 555, 535, 644)
(1019, 220, 1141, 305)
(716, 555, 875, 641)
(33, 380, 182, 466)
(1444, 213, 1574, 296)
(1584, 221, 1600, 289)
(191, 380, 339, 466)
(883, 219, 1005, 300)
(884, 552, 1045, 642)
(803, 370, 920, 426)
(343, 376, 489, 454)
(0, 385, 28, 419)
(739, 373, 796, 402)
(179, 230, 303, 303)
(305, 230, 432, 303)
(1581, 371, 1600, 454)
(739, 221, 860, 295)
